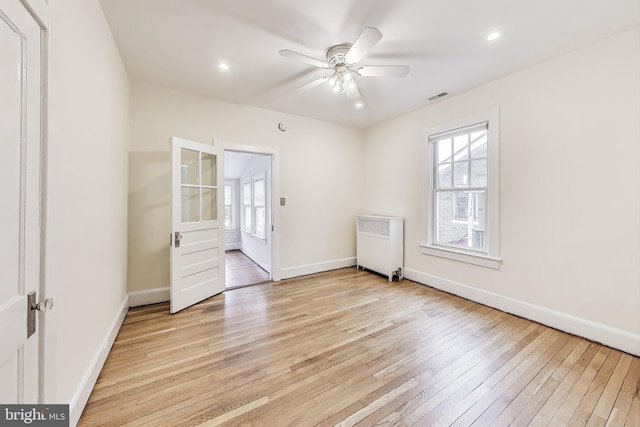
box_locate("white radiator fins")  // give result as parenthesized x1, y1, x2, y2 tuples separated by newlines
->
(357, 217, 390, 237)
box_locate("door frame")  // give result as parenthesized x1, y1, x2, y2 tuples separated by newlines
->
(213, 140, 281, 282)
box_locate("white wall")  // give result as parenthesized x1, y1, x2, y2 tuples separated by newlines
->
(49, 0, 130, 419)
(128, 81, 364, 293)
(363, 28, 640, 354)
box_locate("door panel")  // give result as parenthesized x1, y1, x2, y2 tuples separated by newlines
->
(170, 137, 225, 313)
(0, 0, 44, 403)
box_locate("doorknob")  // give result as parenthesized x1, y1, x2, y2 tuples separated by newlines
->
(33, 298, 54, 312)
(27, 291, 53, 338)
(174, 231, 183, 247)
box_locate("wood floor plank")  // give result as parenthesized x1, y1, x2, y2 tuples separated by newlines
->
(77, 268, 640, 427)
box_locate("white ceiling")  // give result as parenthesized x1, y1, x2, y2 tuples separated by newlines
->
(99, 0, 639, 128)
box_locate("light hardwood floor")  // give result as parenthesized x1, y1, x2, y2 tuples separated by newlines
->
(225, 250, 270, 289)
(79, 268, 640, 426)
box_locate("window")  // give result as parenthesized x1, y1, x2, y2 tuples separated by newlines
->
(241, 173, 268, 241)
(224, 181, 236, 230)
(253, 177, 266, 238)
(422, 109, 501, 269)
(242, 181, 252, 233)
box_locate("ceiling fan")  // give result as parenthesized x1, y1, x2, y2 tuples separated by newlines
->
(279, 27, 410, 101)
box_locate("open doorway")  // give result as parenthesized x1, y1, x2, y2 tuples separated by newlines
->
(224, 151, 273, 288)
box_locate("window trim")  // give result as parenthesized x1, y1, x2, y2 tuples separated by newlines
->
(224, 180, 237, 231)
(240, 173, 268, 243)
(421, 108, 502, 269)
(241, 180, 252, 233)
(252, 173, 266, 240)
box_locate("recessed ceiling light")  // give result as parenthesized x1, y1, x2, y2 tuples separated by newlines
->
(486, 32, 501, 41)
(219, 63, 230, 70)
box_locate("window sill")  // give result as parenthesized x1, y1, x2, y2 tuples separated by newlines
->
(241, 229, 268, 244)
(420, 244, 502, 269)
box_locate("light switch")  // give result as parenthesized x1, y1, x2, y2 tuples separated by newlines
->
(280, 197, 286, 206)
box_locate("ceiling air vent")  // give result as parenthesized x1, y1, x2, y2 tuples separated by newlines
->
(428, 92, 448, 101)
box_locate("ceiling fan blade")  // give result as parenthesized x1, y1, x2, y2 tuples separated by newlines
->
(298, 76, 330, 91)
(357, 65, 410, 77)
(279, 49, 329, 68)
(344, 27, 383, 65)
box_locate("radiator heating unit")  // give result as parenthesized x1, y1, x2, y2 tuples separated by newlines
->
(356, 215, 403, 281)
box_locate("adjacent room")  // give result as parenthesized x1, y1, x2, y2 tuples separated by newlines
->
(1, 0, 638, 426)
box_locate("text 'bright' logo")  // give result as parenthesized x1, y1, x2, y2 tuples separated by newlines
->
(3, 407, 66, 424)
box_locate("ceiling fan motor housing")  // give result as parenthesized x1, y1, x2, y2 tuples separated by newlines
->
(327, 44, 353, 69)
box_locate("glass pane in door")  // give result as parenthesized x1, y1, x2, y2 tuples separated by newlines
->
(202, 188, 217, 221)
(181, 149, 200, 185)
(201, 153, 217, 186)
(181, 187, 200, 222)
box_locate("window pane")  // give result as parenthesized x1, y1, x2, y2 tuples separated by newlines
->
(201, 153, 216, 186)
(181, 187, 199, 222)
(253, 179, 265, 207)
(224, 206, 231, 228)
(455, 192, 469, 221)
(255, 206, 265, 237)
(470, 130, 487, 159)
(474, 191, 486, 227)
(438, 164, 452, 189)
(437, 138, 452, 163)
(470, 159, 487, 187)
(453, 135, 469, 161)
(181, 149, 199, 185)
(243, 183, 251, 205)
(224, 184, 231, 203)
(453, 161, 468, 188)
(436, 191, 485, 251)
(244, 206, 252, 229)
(202, 188, 217, 221)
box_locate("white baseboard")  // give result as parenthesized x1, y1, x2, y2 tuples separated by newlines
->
(225, 243, 241, 251)
(404, 267, 640, 357)
(128, 287, 170, 307)
(69, 295, 129, 426)
(240, 247, 271, 274)
(280, 257, 357, 280)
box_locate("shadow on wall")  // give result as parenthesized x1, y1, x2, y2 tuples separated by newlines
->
(128, 150, 171, 292)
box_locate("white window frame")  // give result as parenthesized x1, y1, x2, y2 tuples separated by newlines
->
(241, 180, 252, 233)
(421, 108, 502, 269)
(240, 173, 268, 243)
(252, 173, 266, 239)
(224, 180, 237, 231)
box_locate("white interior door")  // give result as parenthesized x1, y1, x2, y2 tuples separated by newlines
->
(0, 0, 45, 403)
(170, 137, 225, 313)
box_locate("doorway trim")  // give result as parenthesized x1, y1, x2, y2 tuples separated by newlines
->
(213, 140, 281, 282)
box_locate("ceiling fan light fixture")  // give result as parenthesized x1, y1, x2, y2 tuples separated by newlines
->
(343, 72, 352, 81)
(348, 82, 355, 90)
(333, 84, 341, 93)
(328, 77, 336, 86)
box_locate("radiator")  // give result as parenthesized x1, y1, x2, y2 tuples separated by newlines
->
(356, 215, 403, 281)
